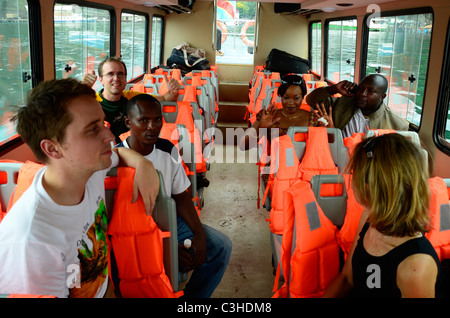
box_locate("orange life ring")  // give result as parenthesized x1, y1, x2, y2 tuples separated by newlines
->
(216, 20, 227, 44)
(240, 20, 254, 47)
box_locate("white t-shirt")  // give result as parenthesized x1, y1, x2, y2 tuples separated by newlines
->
(119, 138, 190, 197)
(0, 152, 119, 298)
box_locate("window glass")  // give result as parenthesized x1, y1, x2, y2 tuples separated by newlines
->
(54, 3, 111, 92)
(151, 16, 163, 68)
(0, 0, 32, 143)
(121, 12, 147, 81)
(216, 0, 257, 65)
(366, 13, 433, 126)
(310, 22, 322, 76)
(326, 18, 357, 83)
(434, 19, 450, 151)
(445, 101, 450, 144)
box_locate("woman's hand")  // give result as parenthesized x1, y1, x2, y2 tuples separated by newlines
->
(255, 103, 281, 129)
(314, 102, 334, 128)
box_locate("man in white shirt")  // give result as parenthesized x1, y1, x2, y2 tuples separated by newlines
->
(0, 78, 159, 298)
(116, 93, 232, 298)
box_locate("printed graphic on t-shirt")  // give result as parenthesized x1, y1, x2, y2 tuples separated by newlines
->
(69, 196, 108, 298)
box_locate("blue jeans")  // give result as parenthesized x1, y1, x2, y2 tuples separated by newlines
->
(177, 215, 232, 298)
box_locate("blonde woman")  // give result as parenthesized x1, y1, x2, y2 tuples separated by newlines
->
(324, 133, 440, 298)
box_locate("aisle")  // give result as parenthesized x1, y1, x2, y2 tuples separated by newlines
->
(199, 144, 275, 298)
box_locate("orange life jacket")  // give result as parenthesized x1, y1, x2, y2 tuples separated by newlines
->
(6, 294, 56, 298)
(343, 129, 397, 158)
(426, 177, 450, 261)
(6, 161, 44, 212)
(264, 127, 339, 234)
(273, 180, 341, 298)
(160, 101, 207, 173)
(106, 167, 183, 298)
(334, 174, 365, 259)
(0, 159, 25, 221)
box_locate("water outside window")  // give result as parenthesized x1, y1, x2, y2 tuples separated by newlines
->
(54, 3, 111, 92)
(215, 0, 256, 65)
(310, 22, 322, 76)
(121, 12, 147, 81)
(151, 16, 163, 68)
(366, 13, 432, 127)
(0, 0, 32, 143)
(326, 19, 357, 83)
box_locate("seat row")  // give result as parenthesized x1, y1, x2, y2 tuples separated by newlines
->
(123, 67, 220, 210)
(245, 65, 329, 127)
(125, 67, 219, 146)
(255, 127, 450, 297)
(0, 161, 182, 297)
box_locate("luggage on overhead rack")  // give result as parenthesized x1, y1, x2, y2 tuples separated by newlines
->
(265, 48, 310, 75)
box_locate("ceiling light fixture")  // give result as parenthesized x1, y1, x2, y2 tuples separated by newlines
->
(322, 7, 336, 12)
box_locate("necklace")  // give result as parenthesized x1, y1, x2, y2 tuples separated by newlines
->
(281, 109, 303, 120)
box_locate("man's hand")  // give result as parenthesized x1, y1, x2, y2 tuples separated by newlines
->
(328, 80, 358, 97)
(81, 70, 97, 88)
(131, 159, 160, 215)
(178, 233, 207, 271)
(163, 74, 181, 101)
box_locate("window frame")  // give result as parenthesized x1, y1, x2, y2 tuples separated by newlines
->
(120, 9, 150, 80)
(214, 1, 259, 66)
(324, 15, 357, 84)
(360, 6, 434, 132)
(308, 20, 322, 78)
(53, 0, 117, 79)
(433, 17, 450, 155)
(0, 0, 43, 154)
(151, 15, 164, 68)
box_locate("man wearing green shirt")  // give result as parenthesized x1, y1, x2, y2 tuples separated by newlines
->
(306, 74, 409, 138)
(82, 57, 180, 143)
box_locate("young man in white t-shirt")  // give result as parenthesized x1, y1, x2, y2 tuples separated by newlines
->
(116, 94, 232, 298)
(0, 79, 160, 298)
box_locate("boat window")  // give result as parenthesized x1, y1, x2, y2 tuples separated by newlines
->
(0, 0, 34, 146)
(121, 11, 148, 81)
(54, 2, 113, 92)
(434, 18, 450, 154)
(325, 17, 357, 83)
(363, 9, 433, 127)
(309, 21, 322, 77)
(215, 0, 258, 65)
(151, 16, 164, 68)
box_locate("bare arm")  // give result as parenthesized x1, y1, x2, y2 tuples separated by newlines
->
(155, 74, 180, 102)
(397, 253, 438, 298)
(113, 147, 160, 214)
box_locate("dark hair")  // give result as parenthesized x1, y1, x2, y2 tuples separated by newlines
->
(98, 56, 127, 77)
(126, 93, 161, 116)
(11, 78, 96, 163)
(278, 73, 307, 98)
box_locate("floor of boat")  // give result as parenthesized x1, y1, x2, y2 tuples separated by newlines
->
(199, 144, 276, 298)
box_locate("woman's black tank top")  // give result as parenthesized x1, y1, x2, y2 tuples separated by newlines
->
(352, 223, 440, 297)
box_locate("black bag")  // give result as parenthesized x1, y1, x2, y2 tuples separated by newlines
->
(167, 48, 210, 71)
(265, 48, 310, 75)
